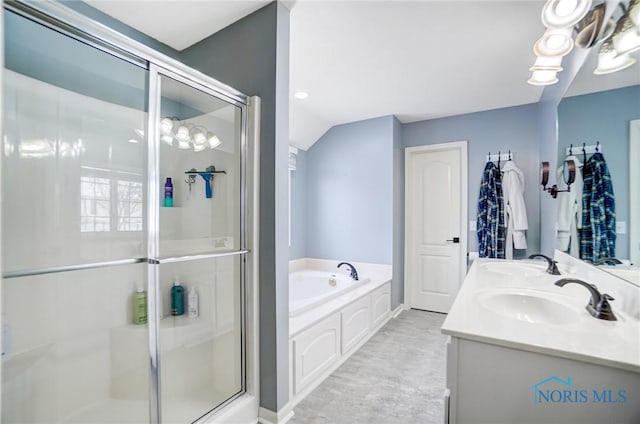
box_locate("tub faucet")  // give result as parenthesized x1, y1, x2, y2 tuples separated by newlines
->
(554, 278, 616, 321)
(337, 262, 359, 281)
(527, 254, 561, 275)
(592, 257, 623, 266)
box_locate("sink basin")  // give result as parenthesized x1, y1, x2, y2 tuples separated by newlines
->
(480, 262, 546, 277)
(479, 290, 581, 325)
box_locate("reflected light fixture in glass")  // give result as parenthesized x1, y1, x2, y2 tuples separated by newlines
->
(207, 133, 221, 149)
(612, 14, 640, 56)
(594, 38, 637, 75)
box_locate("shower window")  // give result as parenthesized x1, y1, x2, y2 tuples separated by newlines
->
(79, 174, 144, 233)
(117, 180, 144, 231)
(80, 175, 112, 232)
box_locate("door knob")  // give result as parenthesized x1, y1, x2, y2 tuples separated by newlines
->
(446, 237, 460, 243)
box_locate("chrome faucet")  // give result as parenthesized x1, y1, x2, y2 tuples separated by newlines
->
(337, 262, 359, 281)
(554, 278, 617, 321)
(527, 254, 561, 275)
(592, 257, 623, 266)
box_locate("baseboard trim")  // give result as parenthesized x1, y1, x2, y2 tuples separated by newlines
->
(258, 404, 294, 424)
(392, 303, 409, 318)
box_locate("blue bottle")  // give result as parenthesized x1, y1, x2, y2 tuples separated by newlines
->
(170, 279, 185, 316)
(164, 177, 173, 207)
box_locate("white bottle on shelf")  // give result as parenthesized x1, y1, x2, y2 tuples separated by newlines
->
(187, 286, 199, 318)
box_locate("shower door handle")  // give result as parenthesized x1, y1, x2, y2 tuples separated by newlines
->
(446, 237, 460, 243)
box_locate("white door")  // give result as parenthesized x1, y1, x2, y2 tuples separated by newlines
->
(405, 142, 467, 313)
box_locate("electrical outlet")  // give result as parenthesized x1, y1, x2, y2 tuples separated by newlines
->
(470, 220, 477, 232)
(616, 221, 626, 234)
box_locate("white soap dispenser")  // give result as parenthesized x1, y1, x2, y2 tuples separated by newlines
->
(187, 286, 199, 318)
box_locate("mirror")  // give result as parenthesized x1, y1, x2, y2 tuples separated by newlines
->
(555, 19, 640, 285)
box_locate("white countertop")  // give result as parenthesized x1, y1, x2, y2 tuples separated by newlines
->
(441, 258, 640, 373)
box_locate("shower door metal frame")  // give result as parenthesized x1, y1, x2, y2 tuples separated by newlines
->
(147, 64, 250, 423)
(3, 2, 252, 423)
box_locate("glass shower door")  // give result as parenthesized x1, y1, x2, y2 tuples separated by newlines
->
(148, 70, 245, 422)
(2, 9, 150, 424)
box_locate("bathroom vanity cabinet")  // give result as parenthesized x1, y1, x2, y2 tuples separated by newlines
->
(444, 337, 640, 424)
(442, 257, 640, 424)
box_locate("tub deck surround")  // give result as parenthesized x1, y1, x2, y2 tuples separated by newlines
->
(288, 259, 392, 407)
(441, 257, 640, 373)
(289, 271, 371, 317)
(289, 258, 392, 336)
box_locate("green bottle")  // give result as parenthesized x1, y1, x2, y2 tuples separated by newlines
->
(133, 288, 147, 325)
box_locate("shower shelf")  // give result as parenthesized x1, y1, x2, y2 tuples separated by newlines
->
(184, 169, 226, 175)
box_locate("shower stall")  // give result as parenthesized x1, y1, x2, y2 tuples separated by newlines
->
(1, 2, 257, 423)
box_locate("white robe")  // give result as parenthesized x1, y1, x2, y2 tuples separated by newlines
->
(502, 160, 528, 259)
(556, 155, 583, 257)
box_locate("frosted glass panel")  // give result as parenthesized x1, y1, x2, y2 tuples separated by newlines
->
(158, 75, 242, 257)
(158, 255, 243, 421)
(1, 263, 149, 423)
(2, 10, 148, 272)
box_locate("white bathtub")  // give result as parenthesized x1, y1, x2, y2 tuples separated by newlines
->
(289, 270, 369, 316)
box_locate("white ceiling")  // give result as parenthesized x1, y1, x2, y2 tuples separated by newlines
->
(88, 0, 271, 50)
(88, 1, 555, 150)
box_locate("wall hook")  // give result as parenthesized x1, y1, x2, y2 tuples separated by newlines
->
(185, 168, 197, 196)
(569, 144, 573, 155)
(596, 141, 600, 152)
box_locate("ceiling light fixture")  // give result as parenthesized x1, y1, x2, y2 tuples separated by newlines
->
(294, 91, 309, 99)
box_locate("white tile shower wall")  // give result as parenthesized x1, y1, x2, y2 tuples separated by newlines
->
(1, 263, 147, 422)
(2, 70, 146, 272)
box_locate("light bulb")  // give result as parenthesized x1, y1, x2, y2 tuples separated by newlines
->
(530, 55, 563, 71)
(554, 0, 578, 17)
(175, 125, 190, 142)
(193, 143, 206, 152)
(534, 28, 573, 57)
(177, 139, 191, 149)
(161, 135, 174, 146)
(527, 70, 558, 86)
(541, 0, 592, 29)
(191, 127, 207, 145)
(207, 133, 221, 149)
(160, 117, 173, 135)
(612, 15, 640, 56)
(594, 38, 636, 75)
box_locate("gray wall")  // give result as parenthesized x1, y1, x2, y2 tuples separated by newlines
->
(392, 117, 404, 308)
(306, 116, 394, 265)
(290, 149, 307, 260)
(538, 99, 559, 256)
(557, 85, 640, 260)
(403, 103, 541, 258)
(180, 2, 291, 411)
